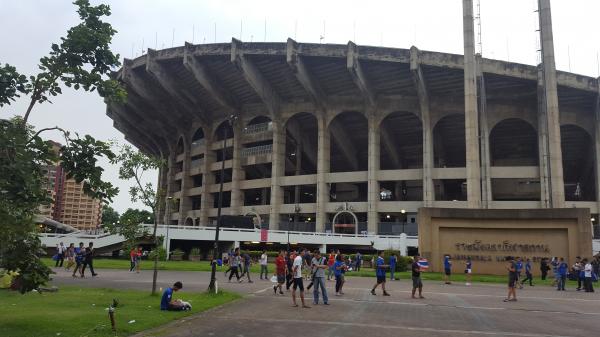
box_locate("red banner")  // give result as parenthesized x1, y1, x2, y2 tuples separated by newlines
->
(260, 228, 268, 242)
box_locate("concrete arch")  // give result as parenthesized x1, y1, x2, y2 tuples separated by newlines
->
(560, 110, 594, 137)
(430, 109, 464, 128)
(326, 109, 368, 128)
(379, 111, 423, 170)
(282, 110, 318, 126)
(213, 119, 234, 141)
(378, 109, 420, 126)
(332, 210, 359, 234)
(433, 113, 465, 168)
(489, 118, 538, 167)
(175, 136, 185, 155)
(561, 124, 595, 201)
(328, 111, 369, 173)
(191, 126, 205, 143)
(487, 107, 537, 132)
(246, 115, 272, 126)
(184, 217, 194, 226)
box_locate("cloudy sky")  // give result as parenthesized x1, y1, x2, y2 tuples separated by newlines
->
(1, 0, 599, 213)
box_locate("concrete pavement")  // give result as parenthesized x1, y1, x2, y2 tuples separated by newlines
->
(49, 267, 600, 337)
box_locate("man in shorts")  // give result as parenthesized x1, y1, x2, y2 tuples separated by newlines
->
(371, 251, 390, 296)
(291, 248, 310, 308)
(443, 254, 452, 284)
(411, 254, 425, 299)
(504, 256, 518, 302)
(273, 250, 286, 295)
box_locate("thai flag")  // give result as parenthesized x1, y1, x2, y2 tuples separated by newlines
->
(417, 258, 429, 270)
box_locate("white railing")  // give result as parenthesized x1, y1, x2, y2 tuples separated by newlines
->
(241, 144, 272, 157)
(243, 122, 272, 135)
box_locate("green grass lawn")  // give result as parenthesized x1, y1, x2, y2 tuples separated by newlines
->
(0, 286, 240, 337)
(42, 258, 579, 286)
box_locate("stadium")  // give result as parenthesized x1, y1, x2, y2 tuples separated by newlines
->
(100, 2, 600, 255)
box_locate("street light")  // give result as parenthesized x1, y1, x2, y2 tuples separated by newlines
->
(209, 114, 237, 293)
(401, 209, 406, 234)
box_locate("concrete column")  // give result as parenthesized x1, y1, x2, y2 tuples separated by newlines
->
(538, 0, 565, 208)
(230, 122, 244, 215)
(316, 114, 330, 233)
(399, 233, 408, 257)
(164, 153, 175, 225)
(537, 67, 551, 208)
(269, 119, 285, 230)
(367, 113, 380, 234)
(594, 79, 600, 212)
(477, 55, 492, 208)
(463, 0, 481, 208)
(200, 136, 215, 226)
(178, 147, 192, 221)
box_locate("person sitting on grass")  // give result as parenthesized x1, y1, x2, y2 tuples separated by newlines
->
(160, 281, 191, 311)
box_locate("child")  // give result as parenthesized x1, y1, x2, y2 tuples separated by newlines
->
(464, 257, 472, 286)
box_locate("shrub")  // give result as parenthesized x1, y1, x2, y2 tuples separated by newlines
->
(171, 249, 184, 256)
(148, 246, 166, 261)
(189, 248, 201, 256)
(381, 250, 412, 272)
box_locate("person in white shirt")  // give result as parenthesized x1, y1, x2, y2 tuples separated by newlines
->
(259, 250, 269, 280)
(583, 258, 595, 293)
(55, 242, 65, 267)
(291, 248, 310, 308)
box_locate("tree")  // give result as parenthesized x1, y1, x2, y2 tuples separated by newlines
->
(0, 0, 123, 293)
(101, 205, 120, 226)
(0, 118, 118, 293)
(0, 0, 126, 122)
(104, 208, 149, 251)
(112, 145, 165, 295)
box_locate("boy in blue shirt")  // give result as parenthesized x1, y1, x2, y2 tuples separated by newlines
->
(443, 255, 452, 284)
(557, 258, 568, 291)
(160, 281, 190, 311)
(371, 251, 390, 296)
(520, 258, 533, 287)
(389, 253, 397, 280)
(515, 257, 523, 289)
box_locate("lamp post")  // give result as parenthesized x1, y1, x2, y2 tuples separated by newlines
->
(209, 114, 237, 293)
(401, 209, 406, 234)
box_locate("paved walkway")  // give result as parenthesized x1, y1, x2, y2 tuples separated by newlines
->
(50, 267, 600, 337)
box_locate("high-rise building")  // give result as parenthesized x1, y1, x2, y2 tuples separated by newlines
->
(40, 141, 102, 231)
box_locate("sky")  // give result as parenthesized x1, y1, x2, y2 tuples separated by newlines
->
(1, 0, 599, 214)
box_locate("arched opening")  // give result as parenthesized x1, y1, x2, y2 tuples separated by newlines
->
(433, 114, 465, 168)
(332, 211, 358, 235)
(285, 112, 318, 176)
(245, 115, 272, 131)
(175, 137, 184, 155)
(184, 217, 193, 226)
(490, 118, 538, 166)
(561, 125, 595, 201)
(191, 127, 204, 148)
(379, 111, 423, 170)
(214, 120, 234, 141)
(329, 111, 368, 173)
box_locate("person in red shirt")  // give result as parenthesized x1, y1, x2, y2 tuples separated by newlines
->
(327, 249, 335, 281)
(273, 250, 287, 295)
(129, 248, 137, 272)
(135, 246, 142, 273)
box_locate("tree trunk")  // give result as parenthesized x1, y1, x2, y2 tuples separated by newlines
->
(23, 98, 37, 124)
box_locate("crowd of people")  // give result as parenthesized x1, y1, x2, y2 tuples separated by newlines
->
(53, 241, 97, 278)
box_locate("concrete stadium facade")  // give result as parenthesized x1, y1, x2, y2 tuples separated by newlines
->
(106, 2, 600, 240)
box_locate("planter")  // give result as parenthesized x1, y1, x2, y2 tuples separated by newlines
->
(170, 254, 183, 261)
(188, 255, 202, 261)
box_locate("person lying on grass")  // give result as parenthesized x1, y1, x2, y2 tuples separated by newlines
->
(160, 281, 192, 311)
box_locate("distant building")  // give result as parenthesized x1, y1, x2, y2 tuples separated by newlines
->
(40, 141, 102, 231)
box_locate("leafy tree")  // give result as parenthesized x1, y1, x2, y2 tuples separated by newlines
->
(0, 0, 126, 122)
(101, 205, 120, 226)
(0, 118, 118, 293)
(104, 208, 149, 251)
(112, 145, 165, 295)
(0, 0, 124, 293)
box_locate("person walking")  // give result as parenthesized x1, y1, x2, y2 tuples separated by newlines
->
(551, 257, 559, 287)
(135, 246, 143, 273)
(355, 252, 362, 272)
(311, 250, 329, 305)
(81, 242, 98, 277)
(443, 255, 452, 284)
(520, 258, 534, 286)
(540, 258, 550, 280)
(72, 242, 85, 278)
(291, 248, 310, 308)
(64, 243, 75, 271)
(389, 253, 397, 281)
(240, 251, 253, 283)
(327, 249, 335, 281)
(55, 242, 65, 267)
(464, 257, 472, 286)
(285, 250, 296, 290)
(129, 247, 137, 272)
(259, 250, 269, 280)
(273, 250, 286, 295)
(411, 254, 425, 299)
(371, 251, 390, 296)
(515, 257, 523, 289)
(228, 250, 242, 282)
(583, 258, 595, 292)
(504, 256, 518, 302)
(557, 257, 568, 291)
